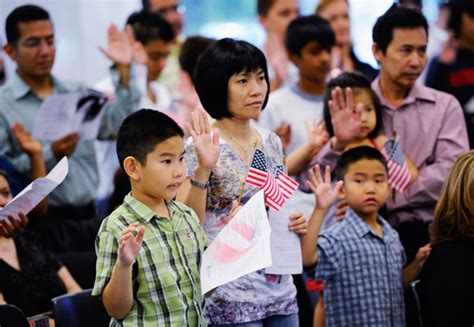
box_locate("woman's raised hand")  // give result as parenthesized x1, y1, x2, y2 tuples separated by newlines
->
(187, 109, 220, 170)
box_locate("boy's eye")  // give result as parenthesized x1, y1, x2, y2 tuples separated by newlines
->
(238, 79, 247, 84)
(162, 159, 172, 164)
(355, 179, 364, 184)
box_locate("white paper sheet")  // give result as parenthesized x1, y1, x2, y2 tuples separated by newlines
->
(265, 197, 303, 275)
(33, 91, 106, 140)
(200, 190, 272, 295)
(0, 157, 69, 222)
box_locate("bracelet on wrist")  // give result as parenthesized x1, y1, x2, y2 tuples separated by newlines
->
(190, 178, 208, 190)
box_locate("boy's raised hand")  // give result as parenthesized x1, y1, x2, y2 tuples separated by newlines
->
(329, 87, 363, 149)
(306, 165, 343, 210)
(305, 119, 329, 151)
(188, 109, 220, 170)
(100, 24, 134, 67)
(118, 222, 145, 267)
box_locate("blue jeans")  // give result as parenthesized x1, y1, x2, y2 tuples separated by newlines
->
(210, 314, 299, 327)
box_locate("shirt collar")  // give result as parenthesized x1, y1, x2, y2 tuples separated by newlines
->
(10, 70, 69, 100)
(290, 83, 324, 102)
(372, 76, 435, 109)
(345, 208, 392, 241)
(123, 193, 181, 223)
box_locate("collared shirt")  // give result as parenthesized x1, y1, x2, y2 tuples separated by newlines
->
(299, 79, 469, 225)
(315, 209, 406, 327)
(92, 194, 208, 327)
(0, 71, 140, 206)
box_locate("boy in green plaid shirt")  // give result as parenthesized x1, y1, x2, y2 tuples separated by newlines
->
(92, 109, 214, 326)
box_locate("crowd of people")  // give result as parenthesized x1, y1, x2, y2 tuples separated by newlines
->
(0, 0, 473, 326)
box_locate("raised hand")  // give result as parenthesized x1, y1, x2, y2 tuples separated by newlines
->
(329, 87, 363, 149)
(118, 222, 145, 267)
(187, 109, 220, 170)
(275, 122, 291, 152)
(305, 119, 329, 151)
(100, 24, 134, 67)
(12, 122, 42, 156)
(51, 132, 79, 160)
(306, 165, 343, 210)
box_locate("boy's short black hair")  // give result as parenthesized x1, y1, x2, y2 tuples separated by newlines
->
(193, 38, 270, 120)
(178, 35, 215, 79)
(117, 109, 184, 170)
(372, 4, 428, 54)
(126, 10, 174, 46)
(335, 146, 388, 180)
(6, 5, 51, 44)
(449, 0, 474, 38)
(323, 72, 383, 139)
(285, 14, 335, 55)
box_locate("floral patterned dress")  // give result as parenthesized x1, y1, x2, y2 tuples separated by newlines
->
(184, 125, 298, 324)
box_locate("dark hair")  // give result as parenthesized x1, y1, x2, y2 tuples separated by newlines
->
(449, 0, 474, 38)
(142, 0, 150, 11)
(193, 38, 270, 120)
(323, 72, 383, 139)
(257, 0, 277, 16)
(116, 109, 184, 169)
(126, 10, 174, 45)
(0, 170, 10, 187)
(285, 14, 335, 55)
(335, 146, 388, 180)
(178, 35, 215, 78)
(6, 5, 51, 44)
(372, 4, 428, 54)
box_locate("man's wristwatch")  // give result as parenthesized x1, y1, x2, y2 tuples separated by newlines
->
(190, 178, 208, 190)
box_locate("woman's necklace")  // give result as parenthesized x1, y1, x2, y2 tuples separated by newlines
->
(218, 126, 259, 203)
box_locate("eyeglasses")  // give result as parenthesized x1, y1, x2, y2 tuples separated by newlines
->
(157, 4, 185, 15)
(16, 37, 56, 49)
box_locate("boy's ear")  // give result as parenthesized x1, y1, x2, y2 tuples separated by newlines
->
(337, 182, 346, 199)
(123, 156, 140, 181)
(288, 52, 299, 66)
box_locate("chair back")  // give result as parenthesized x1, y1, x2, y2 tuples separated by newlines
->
(0, 304, 29, 327)
(51, 289, 110, 327)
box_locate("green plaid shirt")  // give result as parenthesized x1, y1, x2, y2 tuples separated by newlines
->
(92, 194, 208, 326)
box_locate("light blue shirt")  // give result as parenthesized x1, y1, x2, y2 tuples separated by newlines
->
(0, 70, 140, 207)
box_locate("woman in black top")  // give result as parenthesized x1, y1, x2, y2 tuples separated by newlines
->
(418, 151, 474, 326)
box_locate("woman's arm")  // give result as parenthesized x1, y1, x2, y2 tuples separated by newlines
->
(57, 266, 82, 293)
(0, 292, 6, 305)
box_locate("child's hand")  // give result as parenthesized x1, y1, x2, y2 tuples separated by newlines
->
(289, 212, 308, 235)
(414, 243, 431, 270)
(275, 122, 291, 152)
(305, 119, 329, 155)
(118, 222, 145, 267)
(188, 109, 220, 170)
(306, 165, 343, 210)
(329, 87, 363, 149)
(335, 199, 348, 221)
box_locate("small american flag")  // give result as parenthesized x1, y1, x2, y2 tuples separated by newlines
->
(274, 165, 299, 200)
(381, 136, 411, 192)
(246, 150, 298, 211)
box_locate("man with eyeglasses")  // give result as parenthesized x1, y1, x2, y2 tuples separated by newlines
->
(0, 5, 140, 254)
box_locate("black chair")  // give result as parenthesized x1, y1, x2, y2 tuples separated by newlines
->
(51, 289, 110, 327)
(0, 304, 29, 327)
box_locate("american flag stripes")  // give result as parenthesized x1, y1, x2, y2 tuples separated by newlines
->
(246, 150, 299, 211)
(381, 136, 412, 192)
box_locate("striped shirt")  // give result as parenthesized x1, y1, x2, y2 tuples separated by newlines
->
(92, 194, 208, 326)
(315, 209, 406, 327)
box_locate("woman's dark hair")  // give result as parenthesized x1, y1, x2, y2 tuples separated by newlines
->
(193, 38, 270, 120)
(323, 72, 383, 139)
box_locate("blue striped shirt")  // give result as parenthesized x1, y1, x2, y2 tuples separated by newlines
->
(315, 209, 406, 327)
